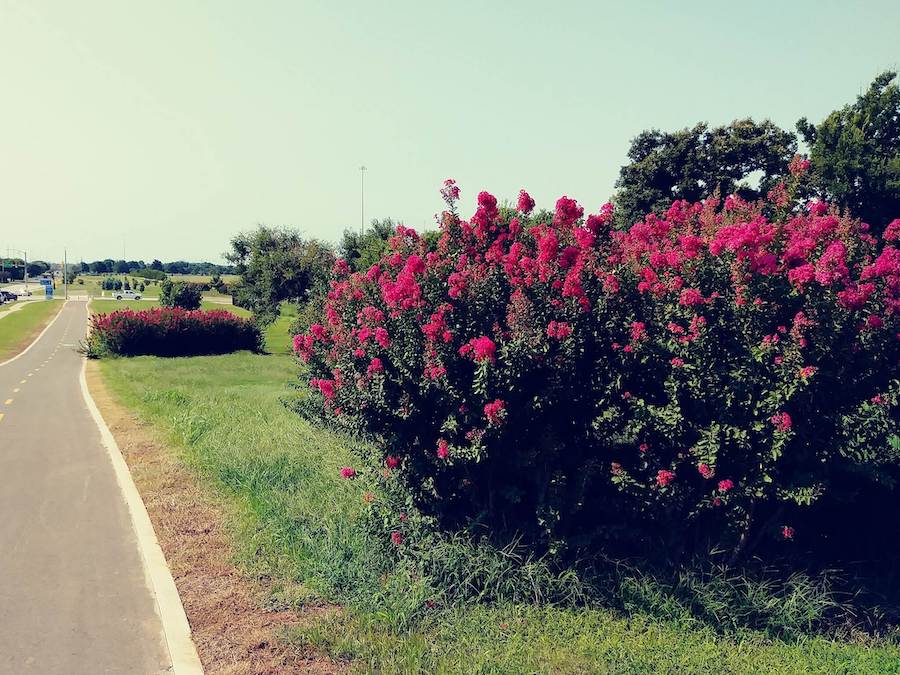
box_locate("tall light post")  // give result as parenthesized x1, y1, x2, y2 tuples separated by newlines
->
(359, 165, 367, 236)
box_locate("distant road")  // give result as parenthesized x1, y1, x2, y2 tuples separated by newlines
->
(0, 300, 171, 674)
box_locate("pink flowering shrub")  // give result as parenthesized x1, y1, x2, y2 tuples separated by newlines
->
(295, 172, 898, 562)
(84, 307, 262, 357)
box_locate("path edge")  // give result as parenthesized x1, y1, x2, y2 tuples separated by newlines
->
(79, 358, 205, 675)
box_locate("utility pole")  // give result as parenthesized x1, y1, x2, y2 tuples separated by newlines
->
(359, 165, 367, 236)
(64, 248, 68, 300)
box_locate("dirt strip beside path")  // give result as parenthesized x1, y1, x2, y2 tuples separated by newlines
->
(85, 361, 345, 675)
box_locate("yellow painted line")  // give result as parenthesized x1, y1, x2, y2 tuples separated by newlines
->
(20, 380, 26, 384)
(4, 399, 12, 405)
(13, 388, 20, 393)
(0, 413, 4, 423)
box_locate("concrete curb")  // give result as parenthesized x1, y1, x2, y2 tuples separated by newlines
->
(0, 300, 67, 368)
(79, 342, 204, 673)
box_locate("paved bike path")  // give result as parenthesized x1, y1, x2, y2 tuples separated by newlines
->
(0, 300, 172, 674)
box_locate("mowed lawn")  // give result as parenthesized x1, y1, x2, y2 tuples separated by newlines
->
(0, 300, 63, 361)
(97, 349, 900, 674)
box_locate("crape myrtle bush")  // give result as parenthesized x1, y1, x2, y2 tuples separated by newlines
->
(84, 307, 262, 357)
(295, 160, 900, 566)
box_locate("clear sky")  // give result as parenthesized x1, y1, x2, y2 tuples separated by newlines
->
(2, 0, 898, 264)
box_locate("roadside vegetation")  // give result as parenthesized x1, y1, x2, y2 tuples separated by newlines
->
(0, 300, 62, 361)
(90, 73, 900, 672)
(98, 349, 900, 673)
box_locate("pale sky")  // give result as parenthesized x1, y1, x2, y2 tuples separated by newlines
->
(2, 0, 898, 264)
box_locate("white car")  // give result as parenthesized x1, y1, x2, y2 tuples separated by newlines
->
(115, 289, 142, 300)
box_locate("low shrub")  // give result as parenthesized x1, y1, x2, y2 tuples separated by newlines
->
(159, 278, 202, 309)
(84, 307, 262, 357)
(295, 164, 899, 569)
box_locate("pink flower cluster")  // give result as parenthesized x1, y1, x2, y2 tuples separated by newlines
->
(297, 173, 897, 547)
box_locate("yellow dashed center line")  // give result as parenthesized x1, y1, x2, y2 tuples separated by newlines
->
(4, 399, 12, 405)
(13, 388, 20, 393)
(0, 413, 4, 423)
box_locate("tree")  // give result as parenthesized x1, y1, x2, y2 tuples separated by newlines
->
(27, 260, 50, 277)
(798, 71, 900, 234)
(615, 119, 796, 227)
(226, 226, 335, 325)
(339, 219, 396, 272)
(150, 259, 164, 271)
(159, 278, 201, 310)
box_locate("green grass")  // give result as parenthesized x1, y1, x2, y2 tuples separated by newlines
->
(65, 274, 166, 298)
(0, 300, 62, 360)
(97, 351, 900, 673)
(90, 298, 250, 316)
(264, 302, 298, 354)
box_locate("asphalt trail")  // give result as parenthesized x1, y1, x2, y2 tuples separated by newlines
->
(0, 300, 170, 674)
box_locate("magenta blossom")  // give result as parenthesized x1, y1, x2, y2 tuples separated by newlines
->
(484, 399, 506, 425)
(656, 469, 675, 487)
(517, 189, 535, 214)
(771, 412, 792, 432)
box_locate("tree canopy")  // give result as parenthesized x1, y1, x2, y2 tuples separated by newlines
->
(339, 218, 396, 273)
(615, 119, 797, 227)
(226, 225, 335, 325)
(798, 71, 900, 234)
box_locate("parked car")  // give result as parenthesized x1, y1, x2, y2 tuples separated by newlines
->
(1, 290, 20, 301)
(114, 289, 142, 300)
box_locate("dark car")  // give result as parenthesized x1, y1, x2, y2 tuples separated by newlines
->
(0, 291, 19, 302)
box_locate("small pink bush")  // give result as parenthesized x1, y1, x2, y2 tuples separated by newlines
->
(86, 307, 262, 357)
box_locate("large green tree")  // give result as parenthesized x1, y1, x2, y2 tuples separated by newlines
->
(798, 71, 900, 234)
(226, 226, 335, 325)
(615, 119, 796, 226)
(339, 218, 396, 273)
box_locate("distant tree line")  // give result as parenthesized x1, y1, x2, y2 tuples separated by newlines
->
(78, 258, 236, 275)
(0, 258, 52, 281)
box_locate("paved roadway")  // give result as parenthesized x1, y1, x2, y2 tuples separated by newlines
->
(0, 300, 171, 674)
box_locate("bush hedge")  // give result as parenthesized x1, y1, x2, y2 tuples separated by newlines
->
(295, 165, 899, 568)
(84, 307, 262, 357)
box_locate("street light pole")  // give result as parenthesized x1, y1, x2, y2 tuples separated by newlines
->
(360, 165, 367, 236)
(64, 248, 68, 300)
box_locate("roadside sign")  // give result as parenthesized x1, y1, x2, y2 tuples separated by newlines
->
(45, 284, 53, 298)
